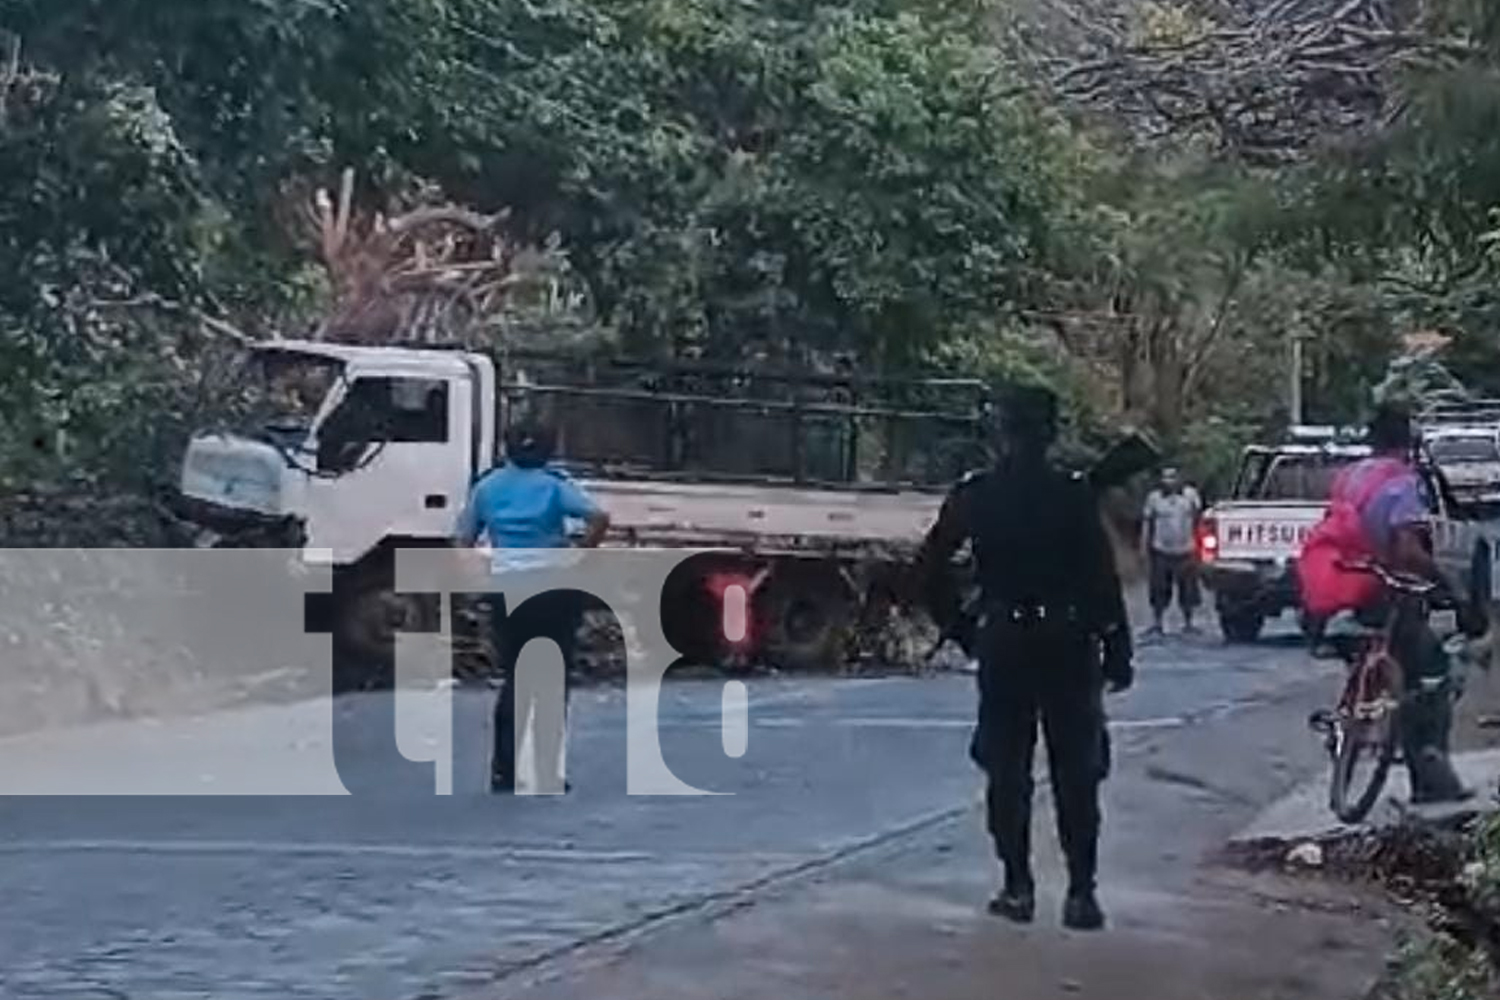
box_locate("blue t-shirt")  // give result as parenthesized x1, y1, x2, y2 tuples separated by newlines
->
(1353, 465, 1430, 560)
(456, 463, 602, 557)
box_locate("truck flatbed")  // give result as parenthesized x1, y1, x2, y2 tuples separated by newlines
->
(582, 477, 945, 555)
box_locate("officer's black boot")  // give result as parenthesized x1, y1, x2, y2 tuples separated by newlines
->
(984, 773, 1036, 923)
(1063, 890, 1106, 932)
(987, 866, 1036, 924)
(1062, 844, 1105, 931)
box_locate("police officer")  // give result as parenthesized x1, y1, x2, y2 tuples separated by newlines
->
(918, 384, 1133, 931)
(456, 418, 611, 793)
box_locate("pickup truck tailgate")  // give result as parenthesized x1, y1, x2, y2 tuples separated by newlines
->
(1210, 502, 1325, 562)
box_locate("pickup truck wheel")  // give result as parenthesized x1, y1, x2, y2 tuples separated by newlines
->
(1219, 610, 1265, 644)
(761, 570, 854, 672)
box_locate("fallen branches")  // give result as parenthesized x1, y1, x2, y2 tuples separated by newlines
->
(1010, 0, 1476, 163)
(297, 168, 527, 345)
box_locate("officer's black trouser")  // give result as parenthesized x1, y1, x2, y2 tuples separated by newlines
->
(488, 590, 584, 788)
(970, 613, 1108, 895)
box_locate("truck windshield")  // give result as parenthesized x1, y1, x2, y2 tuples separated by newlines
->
(237, 350, 345, 444)
(1256, 454, 1360, 501)
(1429, 436, 1500, 464)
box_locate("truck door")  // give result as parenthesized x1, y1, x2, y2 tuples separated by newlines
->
(300, 372, 474, 561)
(1419, 457, 1477, 592)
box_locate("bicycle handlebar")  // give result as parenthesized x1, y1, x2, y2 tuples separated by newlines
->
(1334, 558, 1438, 596)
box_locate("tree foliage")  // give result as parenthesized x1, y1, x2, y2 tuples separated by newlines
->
(0, 0, 1087, 499)
(10, 0, 1500, 506)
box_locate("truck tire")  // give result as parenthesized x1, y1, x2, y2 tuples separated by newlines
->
(1219, 610, 1265, 644)
(760, 567, 854, 672)
(333, 558, 438, 689)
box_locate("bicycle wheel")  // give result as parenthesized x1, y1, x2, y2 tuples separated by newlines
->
(1329, 706, 1399, 824)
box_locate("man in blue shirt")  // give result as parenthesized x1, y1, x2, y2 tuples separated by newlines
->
(457, 419, 610, 793)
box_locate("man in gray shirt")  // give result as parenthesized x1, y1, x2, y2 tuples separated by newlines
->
(1142, 467, 1202, 636)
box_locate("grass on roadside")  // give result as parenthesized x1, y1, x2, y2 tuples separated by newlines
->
(1376, 814, 1500, 1000)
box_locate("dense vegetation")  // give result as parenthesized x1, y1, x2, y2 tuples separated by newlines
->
(1, 0, 1499, 505)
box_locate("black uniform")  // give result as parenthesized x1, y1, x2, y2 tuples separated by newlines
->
(918, 392, 1132, 926)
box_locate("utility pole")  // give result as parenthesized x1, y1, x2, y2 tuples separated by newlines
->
(1289, 327, 1305, 425)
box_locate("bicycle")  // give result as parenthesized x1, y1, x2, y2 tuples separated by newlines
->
(1307, 561, 1439, 825)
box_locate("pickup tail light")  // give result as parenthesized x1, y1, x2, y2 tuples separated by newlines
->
(1197, 517, 1219, 563)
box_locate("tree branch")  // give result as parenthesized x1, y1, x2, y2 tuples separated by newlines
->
(88, 293, 258, 346)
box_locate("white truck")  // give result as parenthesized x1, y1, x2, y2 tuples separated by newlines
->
(1419, 400, 1500, 508)
(174, 340, 991, 684)
(1200, 427, 1500, 643)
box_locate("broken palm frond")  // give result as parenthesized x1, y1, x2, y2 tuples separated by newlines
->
(1008, 0, 1476, 164)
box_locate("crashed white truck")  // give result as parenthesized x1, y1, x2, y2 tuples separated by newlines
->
(1200, 427, 1500, 643)
(173, 340, 992, 683)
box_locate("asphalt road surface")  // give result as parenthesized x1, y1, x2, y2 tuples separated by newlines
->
(0, 624, 1366, 1000)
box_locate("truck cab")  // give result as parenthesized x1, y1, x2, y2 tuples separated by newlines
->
(179, 340, 496, 561)
(177, 341, 498, 663)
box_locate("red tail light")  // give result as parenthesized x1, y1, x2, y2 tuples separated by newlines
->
(1197, 518, 1219, 563)
(704, 571, 754, 647)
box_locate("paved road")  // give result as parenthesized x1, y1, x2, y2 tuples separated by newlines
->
(0, 627, 1341, 1000)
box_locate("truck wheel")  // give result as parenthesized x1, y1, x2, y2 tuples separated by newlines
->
(760, 569, 854, 672)
(333, 563, 438, 688)
(1219, 610, 1265, 644)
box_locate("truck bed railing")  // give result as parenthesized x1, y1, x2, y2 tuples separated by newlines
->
(1420, 398, 1500, 425)
(498, 374, 990, 490)
(565, 461, 954, 494)
(495, 347, 993, 396)
(505, 383, 984, 425)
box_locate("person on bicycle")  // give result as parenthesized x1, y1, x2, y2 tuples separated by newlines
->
(456, 418, 610, 794)
(1334, 403, 1470, 804)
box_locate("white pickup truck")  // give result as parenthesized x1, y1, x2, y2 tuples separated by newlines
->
(1424, 423, 1500, 505)
(1200, 430, 1500, 643)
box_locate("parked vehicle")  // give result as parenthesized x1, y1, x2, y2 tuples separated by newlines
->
(1200, 425, 1500, 643)
(1418, 399, 1500, 507)
(1199, 429, 1369, 642)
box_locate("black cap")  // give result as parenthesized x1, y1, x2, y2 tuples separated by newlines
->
(504, 418, 557, 469)
(1368, 400, 1414, 452)
(996, 384, 1059, 437)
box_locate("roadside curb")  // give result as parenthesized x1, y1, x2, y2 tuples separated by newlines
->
(1227, 748, 1500, 848)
